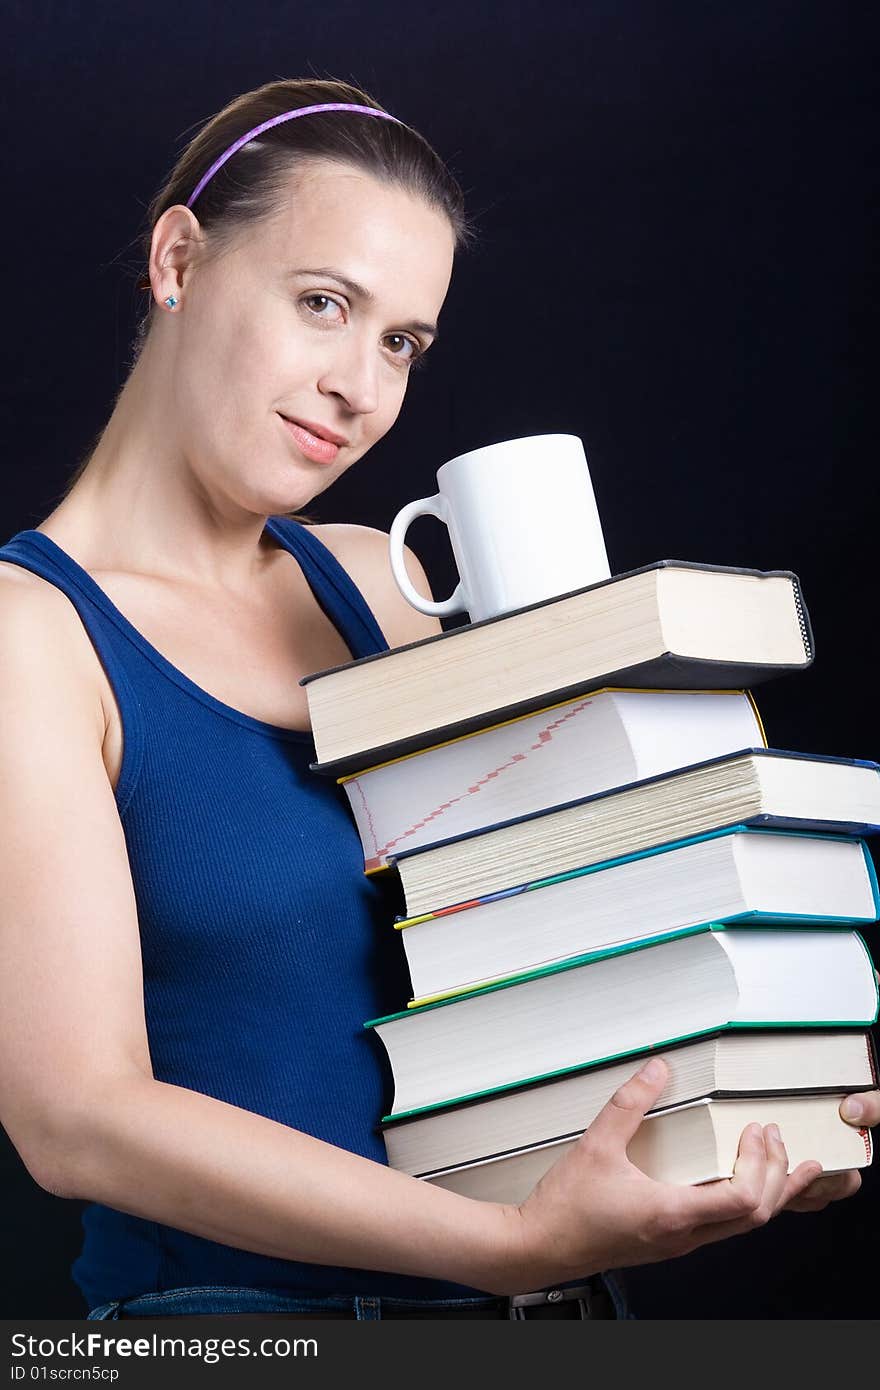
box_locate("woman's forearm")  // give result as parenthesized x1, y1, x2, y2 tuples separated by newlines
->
(59, 1075, 521, 1294)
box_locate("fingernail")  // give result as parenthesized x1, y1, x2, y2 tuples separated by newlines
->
(640, 1058, 665, 1081)
(766, 1123, 782, 1144)
(842, 1096, 864, 1121)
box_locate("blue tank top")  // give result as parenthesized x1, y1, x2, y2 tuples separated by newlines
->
(0, 518, 480, 1308)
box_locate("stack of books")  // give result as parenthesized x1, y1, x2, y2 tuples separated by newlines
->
(302, 559, 879, 1199)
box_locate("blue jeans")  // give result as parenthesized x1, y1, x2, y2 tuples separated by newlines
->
(87, 1274, 632, 1320)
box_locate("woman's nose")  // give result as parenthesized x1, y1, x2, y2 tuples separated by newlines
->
(317, 337, 381, 416)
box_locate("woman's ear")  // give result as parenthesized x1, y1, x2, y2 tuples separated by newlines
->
(145, 205, 206, 310)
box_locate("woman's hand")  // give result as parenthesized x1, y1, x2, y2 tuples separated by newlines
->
(501, 1056, 822, 1293)
(779, 1086, 875, 1212)
(781, 967, 879, 1213)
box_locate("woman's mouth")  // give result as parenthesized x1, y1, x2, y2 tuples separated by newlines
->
(278, 416, 341, 465)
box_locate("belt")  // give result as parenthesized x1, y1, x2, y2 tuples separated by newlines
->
(192, 1282, 615, 1321)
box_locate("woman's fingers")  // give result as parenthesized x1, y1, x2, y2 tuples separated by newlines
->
(678, 1124, 810, 1252)
(776, 1159, 825, 1208)
(675, 1122, 768, 1228)
(661, 1121, 774, 1239)
(837, 976, 879, 1124)
(586, 1056, 670, 1153)
(783, 1168, 862, 1213)
(839, 1090, 880, 1128)
(758, 1124, 799, 1215)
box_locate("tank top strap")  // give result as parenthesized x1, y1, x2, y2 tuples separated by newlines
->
(0, 531, 147, 816)
(264, 517, 390, 660)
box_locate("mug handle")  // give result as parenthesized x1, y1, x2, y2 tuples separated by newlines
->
(389, 495, 468, 618)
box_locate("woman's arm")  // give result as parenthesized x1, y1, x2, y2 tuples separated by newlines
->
(0, 573, 508, 1290)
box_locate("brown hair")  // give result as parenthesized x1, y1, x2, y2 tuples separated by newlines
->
(61, 76, 474, 506)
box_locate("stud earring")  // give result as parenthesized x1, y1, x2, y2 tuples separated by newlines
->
(164, 295, 179, 309)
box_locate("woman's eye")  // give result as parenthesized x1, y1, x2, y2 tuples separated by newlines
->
(302, 293, 345, 321)
(384, 334, 424, 368)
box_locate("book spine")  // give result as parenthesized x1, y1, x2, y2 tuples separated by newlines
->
(862, 843, 880, 916)
(791, 575, 814, 661)
(746, 689, 768, 747)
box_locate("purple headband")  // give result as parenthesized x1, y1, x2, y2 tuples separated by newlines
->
(186, 103, 401, 208)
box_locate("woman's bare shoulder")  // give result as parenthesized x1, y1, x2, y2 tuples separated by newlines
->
(0, 557, 93, 635)
(0, 557, 76, 617)
(306, 522, 443, 646)
(0, 561, 107, 731)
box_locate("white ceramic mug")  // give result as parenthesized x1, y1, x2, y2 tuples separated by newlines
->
(388, 434, 611, 622)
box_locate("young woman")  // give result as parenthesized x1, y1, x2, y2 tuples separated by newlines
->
(0, 77, 874, 1322)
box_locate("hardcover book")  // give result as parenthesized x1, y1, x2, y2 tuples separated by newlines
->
(301, 561, 814, 774)
(424, 1093, 874, 1200)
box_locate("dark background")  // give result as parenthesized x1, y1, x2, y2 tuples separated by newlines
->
(2, 1, 877, 1318)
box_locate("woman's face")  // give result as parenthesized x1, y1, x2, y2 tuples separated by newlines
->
(161, 160, 456, 515)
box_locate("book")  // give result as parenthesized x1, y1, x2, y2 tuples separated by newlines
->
(381, 1029, 879, 1172)
(422, 1093, 875, 1201)
(395, 828, 879, 1005)
(341, 688, 766, 873)
(365, 927, 879, 1116)
(301, 561, 814, 775)
(390, 749, 880, 920)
